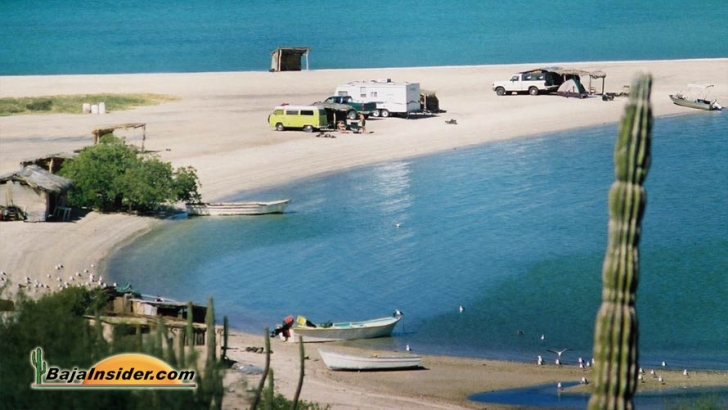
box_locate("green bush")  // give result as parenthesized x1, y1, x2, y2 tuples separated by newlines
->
(59, 134, 201, 213)
(25, 99, 53, 111)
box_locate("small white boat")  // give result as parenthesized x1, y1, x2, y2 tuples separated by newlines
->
(318, 349, 421, 371)
(185, 199, 290, 216)
(290, 315, 401, 342)
(669, 83, 723, 111)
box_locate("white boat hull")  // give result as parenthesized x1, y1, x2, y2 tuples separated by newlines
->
(319, 349, 421, 371)
(185, 199, 290, 216)
(670, 95, 722, 111)
(291, 316, 401, 342)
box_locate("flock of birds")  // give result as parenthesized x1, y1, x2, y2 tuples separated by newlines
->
(391, 305, 692, 392)
(1, 262, 115, 294)
(538, 343, 689, 391)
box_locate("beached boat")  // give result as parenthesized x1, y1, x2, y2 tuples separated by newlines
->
(290, 315, 401, 342)
(318, 349, 421, 371)
(669, 83, 723, 111)
(185, 199, 290, 216)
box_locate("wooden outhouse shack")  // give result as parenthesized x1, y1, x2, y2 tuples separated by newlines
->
(0, 165, 73, 222)
(270, 47, 310, 72)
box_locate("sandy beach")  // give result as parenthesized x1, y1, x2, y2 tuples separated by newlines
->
(1, 59, 727, 408)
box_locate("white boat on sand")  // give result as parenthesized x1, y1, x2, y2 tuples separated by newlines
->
(185, 199, 290, 216)
(669, 83, 723, 111)
(319, 349, 421, 371)
(290, 315, 401, 342)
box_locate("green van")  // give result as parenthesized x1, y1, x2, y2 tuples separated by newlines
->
(268, 105, 328, 132)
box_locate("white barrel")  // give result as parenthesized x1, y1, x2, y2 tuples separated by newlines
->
(82, 103, 91, 114)
(91, 104, 99, 114)
(98, 102, 106, 114)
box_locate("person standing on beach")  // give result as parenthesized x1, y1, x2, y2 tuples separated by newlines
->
(358, 112, 367, 134)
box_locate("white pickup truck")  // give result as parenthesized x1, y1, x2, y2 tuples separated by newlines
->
(492, 70, 561, 96)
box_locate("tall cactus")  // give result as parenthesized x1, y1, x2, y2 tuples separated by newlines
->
(588, 74, 653, 409)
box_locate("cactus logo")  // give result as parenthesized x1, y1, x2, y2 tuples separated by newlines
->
(30, 347, 197, 390)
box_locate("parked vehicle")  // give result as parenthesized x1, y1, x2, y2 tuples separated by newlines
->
(335, 80, 422, 117)
(268, 105, 328, 132)
(315, 96, 377, 120)
(492, 70, 562, 96)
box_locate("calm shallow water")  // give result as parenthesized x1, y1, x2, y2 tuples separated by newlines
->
(106, 113, 728, 370)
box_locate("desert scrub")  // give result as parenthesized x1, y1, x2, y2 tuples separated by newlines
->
(0, 93, 178, 116)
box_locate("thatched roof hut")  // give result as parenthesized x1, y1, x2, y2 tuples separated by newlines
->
(270, 47, 310, 72)
(0, 165, 73, 222)
(20, 152, 77, 174)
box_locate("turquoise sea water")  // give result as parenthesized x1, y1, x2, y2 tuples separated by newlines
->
(2, 0, 727, 75)
(106, 114, 728, 371)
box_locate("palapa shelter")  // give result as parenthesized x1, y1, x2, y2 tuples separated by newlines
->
(557, 79, 588, 98)
(92, 122, 147, 149)
(0, 165, 73, 222)
(549, 68, 607, 95)
(270, 47, 310, 72)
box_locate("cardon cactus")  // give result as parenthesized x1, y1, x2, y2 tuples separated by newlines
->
(589, 74, 652, 409)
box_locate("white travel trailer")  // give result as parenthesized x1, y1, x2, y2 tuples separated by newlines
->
(335, 79, 421, 117)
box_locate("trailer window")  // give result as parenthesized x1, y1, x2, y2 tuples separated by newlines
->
(300, 110, 314, 116)
(285, 110, 298, 115)
(273, 110, 283, 115)
(370, 92, 378, 97)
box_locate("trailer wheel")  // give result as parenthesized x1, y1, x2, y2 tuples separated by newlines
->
(276, 123, 285, 131)
(495, 87, 506, 96)
(380, 109, 390, 118)
(371, 110, 380, 118)
(347, 110, 357, 120)
(303, 125, 313, 133)
(529, 87, 539, 96)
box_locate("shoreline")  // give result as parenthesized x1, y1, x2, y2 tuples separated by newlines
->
(2, 58, 727, 408)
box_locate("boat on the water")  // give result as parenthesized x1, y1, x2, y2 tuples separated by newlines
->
(669, 83, 723, 111)
(185, 199, 290, 216)
(318, 349, 421, 371)
(289, 315, 401, 342)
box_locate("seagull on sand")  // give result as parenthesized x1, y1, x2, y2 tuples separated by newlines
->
(537, 355, 544, 366)
(406, 344, 412, 352)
